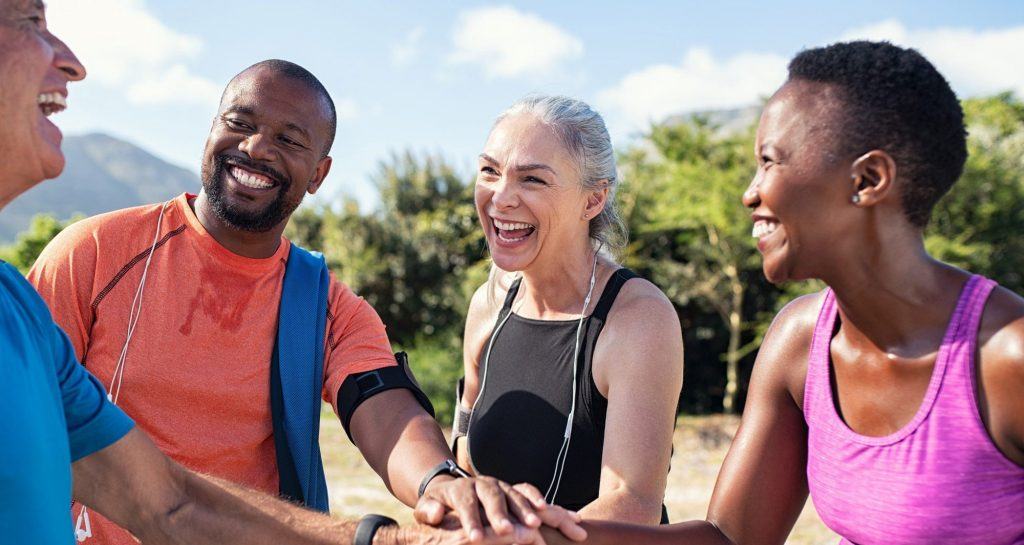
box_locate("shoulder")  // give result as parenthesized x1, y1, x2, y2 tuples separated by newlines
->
(978, 285, 1024, 395)
(755, 290, 827, 401)
(0, 262, 53, 331)
(605, 274, 678, 331)
(35, 201, 174, 266)
(463, 274, 511, 367)
(325, 271, 383, 324)
(597, 274, 683, 385)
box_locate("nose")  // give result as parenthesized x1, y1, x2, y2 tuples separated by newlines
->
(238, 132, 275, 163)
(48, 32, 86, 82)
(742, 172, 762, 209)
(490, 178, 519, 210)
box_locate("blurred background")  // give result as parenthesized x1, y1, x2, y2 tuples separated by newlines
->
(7, 2, 1023, 542)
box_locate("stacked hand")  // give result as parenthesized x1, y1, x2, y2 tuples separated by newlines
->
(413, 477, 587, 544)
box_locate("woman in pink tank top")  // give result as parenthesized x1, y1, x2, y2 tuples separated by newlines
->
(538, 41, 1024, 545)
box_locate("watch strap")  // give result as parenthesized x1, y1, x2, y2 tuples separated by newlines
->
(354, 514, 397, 545)
(417, 459, 470, 498)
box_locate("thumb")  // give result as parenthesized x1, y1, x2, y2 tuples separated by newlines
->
(414, 498, 446, 526)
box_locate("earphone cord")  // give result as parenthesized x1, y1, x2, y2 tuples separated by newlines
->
(544, 244, 601, 503)
(76, 200, 169, 543)
(466, 244, 603, 505)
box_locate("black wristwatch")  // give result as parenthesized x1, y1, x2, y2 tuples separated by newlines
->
(354, 514, 397, 545)
(417, 459, 471, 498)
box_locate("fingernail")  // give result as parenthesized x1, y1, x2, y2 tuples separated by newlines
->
(526, 513, 541, 526)
(471, 529, 483, 542)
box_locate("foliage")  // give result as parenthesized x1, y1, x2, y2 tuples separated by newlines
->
(0, 213, 79, 273)
(8, 94, 1024, 418)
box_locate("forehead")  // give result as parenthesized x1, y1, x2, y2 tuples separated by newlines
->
(485, 113, 569, 164)
(758, 80, 844, 146)
(220, 68, 330, 131)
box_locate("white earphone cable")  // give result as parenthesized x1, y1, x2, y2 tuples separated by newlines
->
(76, 200, 168, 543)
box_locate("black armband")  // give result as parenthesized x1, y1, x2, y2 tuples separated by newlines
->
(337, 352, 435, 441)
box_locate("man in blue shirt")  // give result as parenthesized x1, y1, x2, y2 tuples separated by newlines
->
(0, 2, 586, 544)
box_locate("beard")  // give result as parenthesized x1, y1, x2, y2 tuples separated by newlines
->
(201, 153, 303, 233)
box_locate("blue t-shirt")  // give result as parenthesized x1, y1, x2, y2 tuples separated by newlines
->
(0, 262, 134, 544)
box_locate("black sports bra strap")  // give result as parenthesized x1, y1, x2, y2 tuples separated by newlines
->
(501, 277, 523, 311)
(592, 268, 638, 321)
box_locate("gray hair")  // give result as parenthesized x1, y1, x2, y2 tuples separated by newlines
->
(493, 95, 628, 251)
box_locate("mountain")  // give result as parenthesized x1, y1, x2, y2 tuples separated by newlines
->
(1, 133, 200, 242)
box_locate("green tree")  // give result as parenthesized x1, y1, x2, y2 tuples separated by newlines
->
(620, 118, 773, 413)
(288, 152, 487, 422)
(0, 213, 77, 273)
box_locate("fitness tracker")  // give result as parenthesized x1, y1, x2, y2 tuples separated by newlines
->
(417, 459, 471, 498)
(354, 514, 397, 545)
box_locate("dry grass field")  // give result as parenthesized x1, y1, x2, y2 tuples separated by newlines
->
(321, 413, 839, 544)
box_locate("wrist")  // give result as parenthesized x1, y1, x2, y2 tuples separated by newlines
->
(370, 526, 403, 545)
(417, 459, 470, 498)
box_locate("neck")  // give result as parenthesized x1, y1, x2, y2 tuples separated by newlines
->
(192, 191, 285, 259)
(517, 239, 601, 318)
(821, 228, 965, 357)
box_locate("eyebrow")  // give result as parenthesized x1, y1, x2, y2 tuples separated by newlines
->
(478, 154, 557, 175)
(283, 122, 311, 141)
(223, 105, 255, 116)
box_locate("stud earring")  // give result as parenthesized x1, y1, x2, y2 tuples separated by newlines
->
(851, 195, 861, 204)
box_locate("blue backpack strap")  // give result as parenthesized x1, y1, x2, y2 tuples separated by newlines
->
(271, 243, 330, 512)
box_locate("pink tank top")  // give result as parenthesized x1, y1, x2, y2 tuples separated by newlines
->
(804, 275, 1024, 545)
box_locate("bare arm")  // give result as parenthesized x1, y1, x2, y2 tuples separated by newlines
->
(579, 282, 684, 524)
(73, 427, 542, 545)
(538, 294, 822, 545)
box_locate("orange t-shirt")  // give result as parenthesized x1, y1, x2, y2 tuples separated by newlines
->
(28, 193, 395, 545)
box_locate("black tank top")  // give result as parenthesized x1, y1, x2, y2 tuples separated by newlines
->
(468, 268, 670, 521)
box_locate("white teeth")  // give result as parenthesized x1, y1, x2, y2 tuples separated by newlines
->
(37, 92, 67, 116)
(752, 220, 779, 238)
(230, 166, 274, 189)
(493, 218, 535, 231)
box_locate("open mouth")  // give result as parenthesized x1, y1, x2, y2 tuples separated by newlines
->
(38, 92, 67, 117)
(227, 164, 278, 190)
(751, 219, 779, 239)
(493, 217, 536, 243)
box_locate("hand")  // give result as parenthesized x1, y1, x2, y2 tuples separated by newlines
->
(385, 523, 543, 545)
(414, 478, 587, 543)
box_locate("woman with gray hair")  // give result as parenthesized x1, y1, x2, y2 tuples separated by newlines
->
(450, 95, 684, 524)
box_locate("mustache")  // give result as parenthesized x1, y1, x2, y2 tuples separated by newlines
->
(217, 154, 289, 187)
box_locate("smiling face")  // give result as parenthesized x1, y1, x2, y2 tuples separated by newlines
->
(743, 79, 858, 284)
(475, 113, 592, 272)
(0, 0, 85, 208)
(199, 66, 332, 233)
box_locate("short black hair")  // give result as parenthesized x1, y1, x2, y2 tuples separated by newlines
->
(229, 59, 337, 157)
(788, 41, 966, 228)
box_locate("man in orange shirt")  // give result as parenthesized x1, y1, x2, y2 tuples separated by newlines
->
(30, 59, 580, 545)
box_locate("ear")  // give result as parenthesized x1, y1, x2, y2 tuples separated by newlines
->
(307, 156, 333, 195)
(850, 150, 897, 207)
(582, 181, 610, 221)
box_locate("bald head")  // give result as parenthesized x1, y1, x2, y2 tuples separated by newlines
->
(223, 59, 336, 156)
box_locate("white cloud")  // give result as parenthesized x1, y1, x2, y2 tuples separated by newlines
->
(598, 21, 1024, 137)
(840, 20, 1024, 98)
(392, 27, 425, 66)
(596, 48, 787, 132)
(46, 0, 220, 106)
(449, 5, 583, 78)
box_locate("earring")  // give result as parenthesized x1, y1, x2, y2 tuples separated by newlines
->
(851, 195, 861, 204)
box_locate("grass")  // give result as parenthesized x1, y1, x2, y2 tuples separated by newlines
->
(321, 412, 839, 544)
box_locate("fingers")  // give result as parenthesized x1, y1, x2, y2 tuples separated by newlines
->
(413, 497, 445, 526)
(448, 482, 485, 542)
(512, 482, 548, 510)
(501, 482, 541, 528)
(473, 477, 515, 535)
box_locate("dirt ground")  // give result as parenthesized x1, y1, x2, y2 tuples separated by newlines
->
(321, 413, 839, 544)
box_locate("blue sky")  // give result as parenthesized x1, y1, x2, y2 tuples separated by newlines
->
(46, 0, 1024, 209)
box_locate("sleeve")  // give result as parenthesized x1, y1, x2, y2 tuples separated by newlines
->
(322, 277, 396, 413)
(51, 314, 134, 461)
(27, 220, 100, 361)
